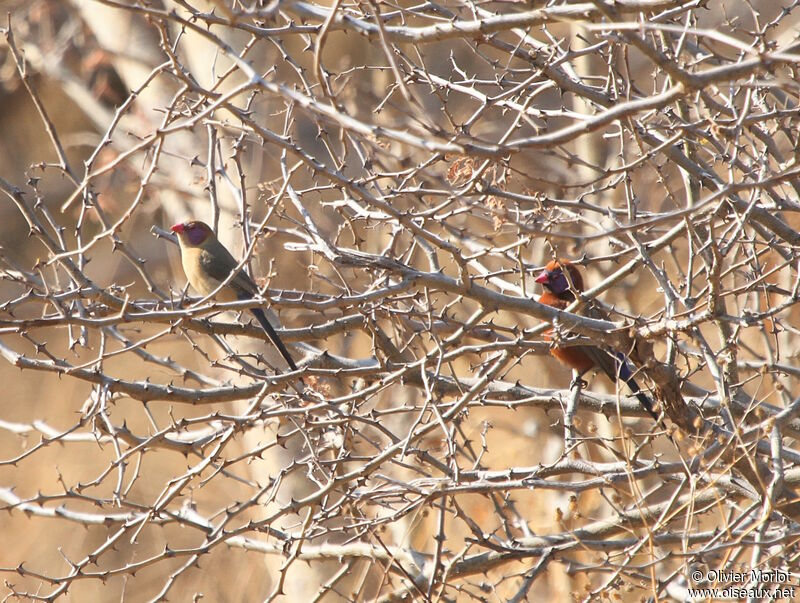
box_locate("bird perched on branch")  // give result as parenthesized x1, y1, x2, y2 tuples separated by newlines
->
(535, 258, 660, 423)
(171, 220, 298, 372)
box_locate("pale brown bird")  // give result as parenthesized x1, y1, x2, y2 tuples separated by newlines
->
(171, 220, 298, 371)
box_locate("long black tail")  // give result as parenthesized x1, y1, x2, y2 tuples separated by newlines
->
(632, 389, 660, 424)
(614, 352, 662, 424)
(250, 308, 298, 372)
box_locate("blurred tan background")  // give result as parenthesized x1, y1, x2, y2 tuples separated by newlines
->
(1, 0, 799, 601)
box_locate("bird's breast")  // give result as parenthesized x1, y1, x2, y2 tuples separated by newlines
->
(551, 345, 596, 373)
(181, 247, 238, 302)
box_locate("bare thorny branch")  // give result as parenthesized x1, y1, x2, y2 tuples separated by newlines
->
(1, 0, 800, 600)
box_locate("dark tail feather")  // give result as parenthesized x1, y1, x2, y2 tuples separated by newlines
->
(613, 353, 661, 424)
(250, 308, 298, 372)
(633, 390, 660, 423)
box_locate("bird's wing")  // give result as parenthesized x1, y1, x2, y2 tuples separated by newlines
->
(579, 300, 634, 383)
(197, 242, 259, 297)
(579, 301, 660, 421)
(578, 344, 623, 384)
(229, 269, 259, 298)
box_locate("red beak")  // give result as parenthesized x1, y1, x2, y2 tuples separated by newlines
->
(534, 270, 549, 284)
(170, 223, 185, 233)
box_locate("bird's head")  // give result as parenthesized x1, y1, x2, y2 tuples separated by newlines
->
(535, 259, 584, 298)
(171, 221, 214, 247)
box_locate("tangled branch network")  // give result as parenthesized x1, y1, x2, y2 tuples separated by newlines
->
(1, 0, 800, 600)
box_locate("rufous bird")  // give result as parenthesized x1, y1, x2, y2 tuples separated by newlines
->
(171, 220, 298, 372)
(535, 259, 660, 423)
